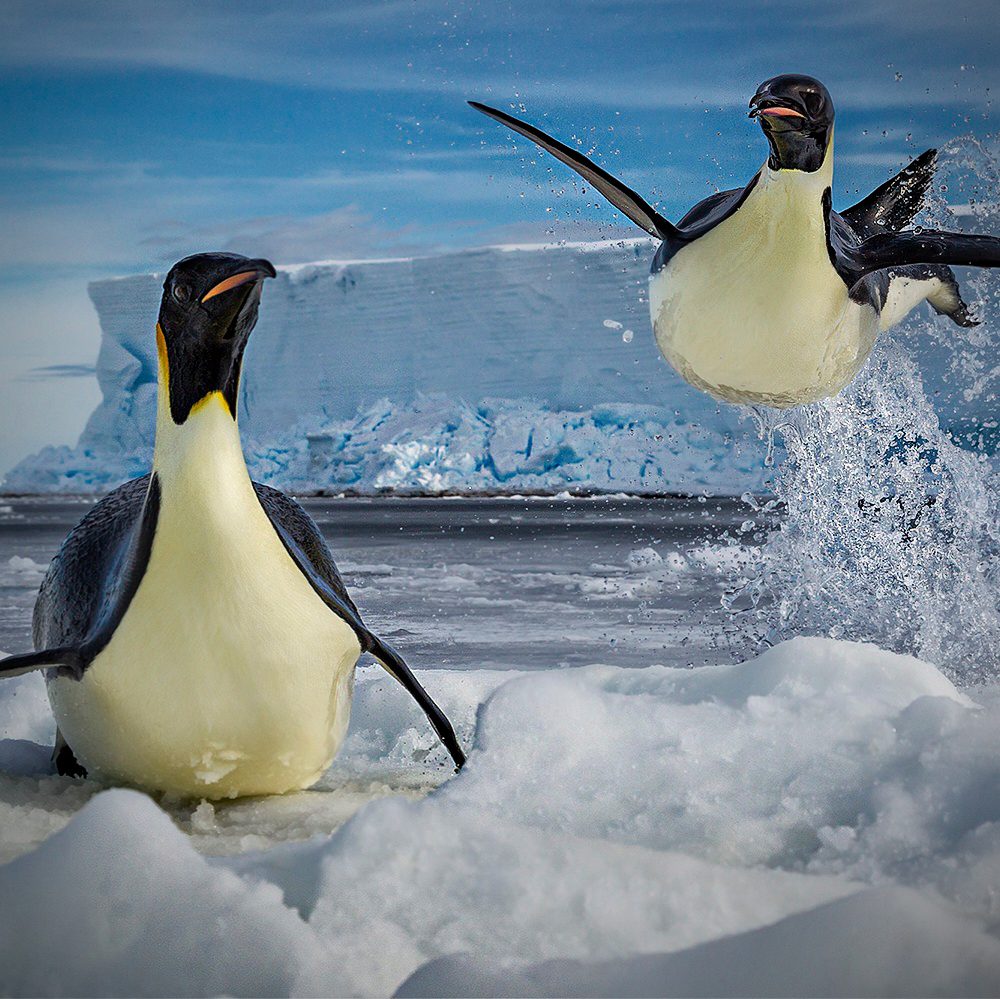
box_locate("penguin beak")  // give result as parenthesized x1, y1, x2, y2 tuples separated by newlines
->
(201, 259, 277, 304)
(749, 97, 807, 127)
(757, 107, 805, 120)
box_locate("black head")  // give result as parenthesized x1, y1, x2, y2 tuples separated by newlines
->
(748, 75, 834, 173)
(157, 252, 276, 424)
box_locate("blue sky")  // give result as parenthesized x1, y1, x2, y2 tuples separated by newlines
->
(0, 0, 998, 474)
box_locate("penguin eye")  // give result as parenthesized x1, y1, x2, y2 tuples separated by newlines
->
(802, 91, 824, 117)
(172, 283, 192, 305)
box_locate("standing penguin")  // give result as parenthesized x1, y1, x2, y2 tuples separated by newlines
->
(470, 75, 1000, 407)
(0, 253, 465, 798)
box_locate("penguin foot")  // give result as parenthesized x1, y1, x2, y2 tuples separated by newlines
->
(53, 738, 87, 779)
(924, 265, 981, 328)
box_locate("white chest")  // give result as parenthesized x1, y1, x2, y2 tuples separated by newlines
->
(48, 397, 361, 799)
(649, 159, 879, 407)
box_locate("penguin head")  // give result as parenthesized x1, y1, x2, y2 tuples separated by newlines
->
(748, 75, 834, 173)
(156, 252, 276, 424)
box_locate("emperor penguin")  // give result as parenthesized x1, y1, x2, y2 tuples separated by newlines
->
(0, 253, 465, 799)
(470, 75, 1000, 407)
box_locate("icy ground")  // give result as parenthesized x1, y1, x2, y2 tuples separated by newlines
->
(2, 501, 1000, 996)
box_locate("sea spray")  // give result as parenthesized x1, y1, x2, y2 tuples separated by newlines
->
(713, 135, 1000, 684)
(726, 344, 1000, 684)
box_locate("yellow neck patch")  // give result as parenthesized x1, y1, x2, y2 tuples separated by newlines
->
(155, 323, 169, 393)
(190, 391, 232, 419)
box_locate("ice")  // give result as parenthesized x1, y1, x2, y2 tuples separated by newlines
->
(1, 637, 999, 995)
(1, 555, 46, 584)
(4, 235, 992, 496)
(0, 670, 52, 749)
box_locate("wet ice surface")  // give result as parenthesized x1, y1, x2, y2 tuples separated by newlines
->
(0, 494, 758, 671)
(0, 495, 759, 863)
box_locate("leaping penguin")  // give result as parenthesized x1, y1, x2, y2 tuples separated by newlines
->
(470, 75, 1000, 407)
(0, 253, 465, 798)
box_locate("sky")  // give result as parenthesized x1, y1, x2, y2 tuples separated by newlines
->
(0, 0, 998, 475)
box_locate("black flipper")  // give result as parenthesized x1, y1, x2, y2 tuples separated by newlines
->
(469, 100, 680, 240)
(843, 148, 938, 237)
(0, 647, 84, 679)
(848, 230, 1000, 285)
(365, 633, 466, 770)
(69, 474, 161, 668)
(253, 483, 366, 630)
(254, 483, 466, 770)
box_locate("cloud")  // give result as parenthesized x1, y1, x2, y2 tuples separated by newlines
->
(0, 152, 157, 176)
(137, 204, 425, 266)
(19, 363, 96, 380)
(0, 0, 995, 111)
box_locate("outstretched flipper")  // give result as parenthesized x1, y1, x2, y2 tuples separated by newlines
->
(254, 483, 466, 770)
(469, 100, 680, 240)
(848, 230, 1000, 285)
(843, 148, 938, 237)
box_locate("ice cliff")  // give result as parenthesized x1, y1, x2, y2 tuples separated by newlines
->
(0, 240, 767, 494)
(2, 239, 986, 495)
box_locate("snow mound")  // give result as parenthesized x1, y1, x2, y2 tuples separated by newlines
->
(0, 789, 315, 997)
(1, 638, 999, 996)
(399, 886, 1000, 998)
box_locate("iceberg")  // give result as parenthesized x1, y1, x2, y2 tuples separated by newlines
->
(2, 240, 769, 494)
(3, 238, 992, 496)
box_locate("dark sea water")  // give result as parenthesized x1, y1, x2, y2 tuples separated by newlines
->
(0, 495, 762, 672)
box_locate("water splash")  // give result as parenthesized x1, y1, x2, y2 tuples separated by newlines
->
(709, 135, 1000, 685)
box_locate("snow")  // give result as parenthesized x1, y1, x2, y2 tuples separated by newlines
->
(400, 888, 1000, 997)
(2, 636, 999, 996)
(0, 790, 314, 997)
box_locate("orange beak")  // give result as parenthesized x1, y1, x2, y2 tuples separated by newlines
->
(201, 270, 263, 303)
(758, 106, 805, 119)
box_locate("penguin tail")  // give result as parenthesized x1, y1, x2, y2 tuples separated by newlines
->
(364, 632, 467, 771)
(0, 647, 85, 680)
